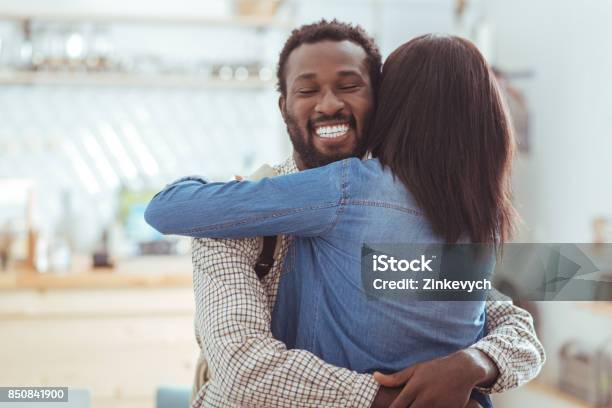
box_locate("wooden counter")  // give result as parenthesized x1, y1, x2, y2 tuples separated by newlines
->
(0, 255, 198, 408)
(0, 256, 193, 290)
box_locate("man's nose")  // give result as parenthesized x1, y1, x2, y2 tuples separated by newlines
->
(315, 90, 345, 116)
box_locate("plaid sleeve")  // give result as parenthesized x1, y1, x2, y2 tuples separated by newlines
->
(471, 289, 546, 393)
(191, 235, 379, 408)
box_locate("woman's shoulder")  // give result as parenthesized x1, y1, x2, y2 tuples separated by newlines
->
(308, 157, 395, 190)
(307, 157, 388, 182)
(344, 157, 396, 184)
(345, 158, 421, 209)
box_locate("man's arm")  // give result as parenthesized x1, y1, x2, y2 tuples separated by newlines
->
(470, 290, 546, 393)
(191, 236, 380, 408)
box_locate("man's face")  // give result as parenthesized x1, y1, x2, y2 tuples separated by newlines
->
(279, 40, 374, 169)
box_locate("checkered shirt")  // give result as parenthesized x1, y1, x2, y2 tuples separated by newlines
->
(190, 156, 545, 408)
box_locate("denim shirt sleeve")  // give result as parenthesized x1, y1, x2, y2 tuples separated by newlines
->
(144, 159, 353, 238)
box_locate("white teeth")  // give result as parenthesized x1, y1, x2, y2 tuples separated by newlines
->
(315, 124, 350, 139)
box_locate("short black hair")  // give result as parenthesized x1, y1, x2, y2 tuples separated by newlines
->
(276, 19, 382, 97)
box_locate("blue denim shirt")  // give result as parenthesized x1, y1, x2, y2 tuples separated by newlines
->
(146, 158, 492, 407)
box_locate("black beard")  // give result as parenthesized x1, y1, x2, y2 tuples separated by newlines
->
(284, 110, 365, 169)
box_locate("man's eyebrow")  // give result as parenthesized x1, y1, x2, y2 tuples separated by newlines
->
(293, 70, 365, 82)
(293, 72, 317, 81)
(337, 70, 364, 78)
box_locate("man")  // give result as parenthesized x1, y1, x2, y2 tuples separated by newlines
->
(184, 20, 544, 407)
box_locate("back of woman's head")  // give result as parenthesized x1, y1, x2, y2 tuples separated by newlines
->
(366, 34, 515, 244)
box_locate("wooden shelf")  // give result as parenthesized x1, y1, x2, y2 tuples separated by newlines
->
(0, 256, 192, 290)
(0, 71, 276, 88)
(0, 11, 291, 29)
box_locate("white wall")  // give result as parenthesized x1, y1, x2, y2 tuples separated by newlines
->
(481, 1, 612, 396)
(483, 0, 612, 243)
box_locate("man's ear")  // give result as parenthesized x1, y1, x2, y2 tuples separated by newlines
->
(278, 95, 287, 121)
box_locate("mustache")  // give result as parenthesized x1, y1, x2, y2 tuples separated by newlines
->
(308, 114, 356, 129)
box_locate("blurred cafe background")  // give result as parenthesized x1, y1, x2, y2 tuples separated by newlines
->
(0, 0, 611, 407)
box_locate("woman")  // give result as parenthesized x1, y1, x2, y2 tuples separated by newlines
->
(146, 34, 515, 408)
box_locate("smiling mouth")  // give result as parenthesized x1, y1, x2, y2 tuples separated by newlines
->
(313, 122, 351, 139)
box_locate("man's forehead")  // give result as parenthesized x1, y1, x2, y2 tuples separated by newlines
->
(285, 40, 369, 80)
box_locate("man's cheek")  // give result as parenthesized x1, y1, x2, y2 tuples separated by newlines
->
(293, 115, 309, 133)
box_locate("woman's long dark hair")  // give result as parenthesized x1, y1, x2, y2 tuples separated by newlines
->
(367, 34, 516, 244)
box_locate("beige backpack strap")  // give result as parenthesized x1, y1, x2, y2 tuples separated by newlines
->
(249, 164, 280, 279)
(191, 353, 209, 401)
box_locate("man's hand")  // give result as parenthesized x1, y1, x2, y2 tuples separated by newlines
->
(372, 349, 498, 408)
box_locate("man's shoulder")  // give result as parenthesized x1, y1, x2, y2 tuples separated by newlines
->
(192, 236, 262, 251)
(249, 164, 277, 181)
(272, 156, 299, 176)
(192, 236, 263, 265)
